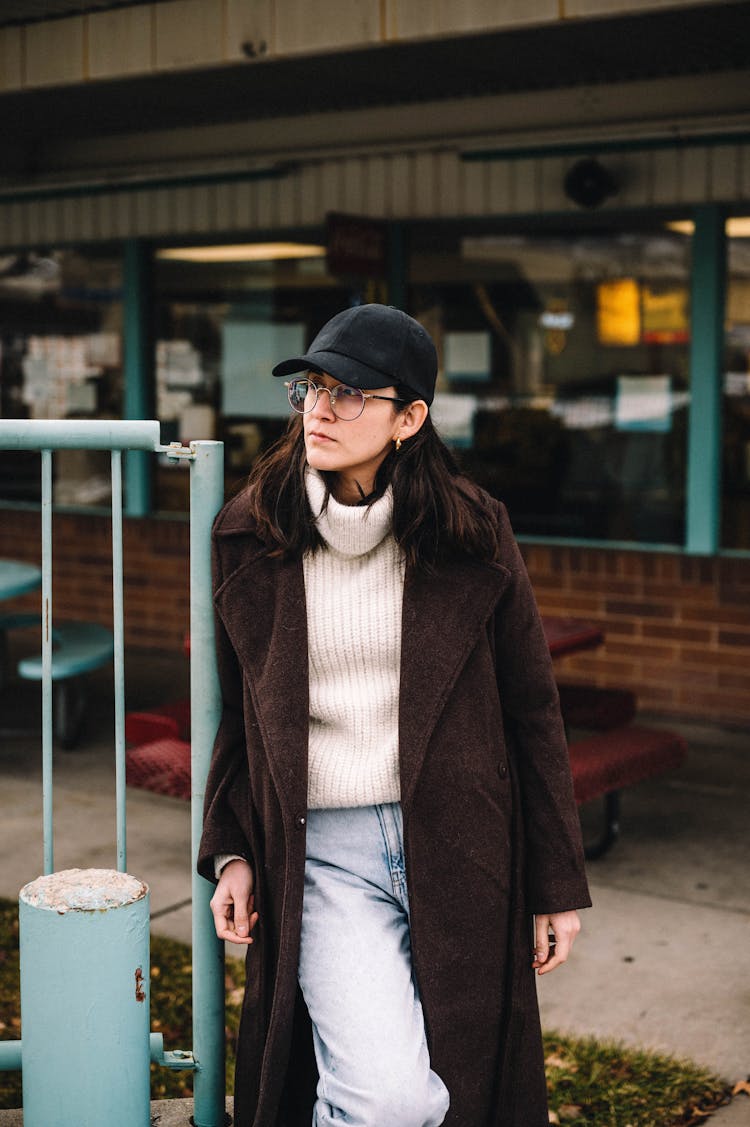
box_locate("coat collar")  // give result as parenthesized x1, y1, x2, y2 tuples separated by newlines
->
(214, 539, 510, 817)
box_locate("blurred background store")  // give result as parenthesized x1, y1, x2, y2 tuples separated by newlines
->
(1, 0, 749, 722)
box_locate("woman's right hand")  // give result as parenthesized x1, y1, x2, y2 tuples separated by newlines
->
(209, 858, 259, 945)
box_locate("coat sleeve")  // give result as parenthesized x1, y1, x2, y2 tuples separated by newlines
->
(197, 536, 254, 884)
(492, 503, 592, 915)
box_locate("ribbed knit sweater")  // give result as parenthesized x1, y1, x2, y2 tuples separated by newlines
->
(303, 468, 404, 809)
(214, 470, 405, 873)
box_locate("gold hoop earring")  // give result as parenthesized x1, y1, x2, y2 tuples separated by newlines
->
(395, 436, 402, 452)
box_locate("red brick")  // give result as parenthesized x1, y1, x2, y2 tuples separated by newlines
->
(718, 670, 750, 690)
(605, 641, 677, 661)
(642, 622, 713, 644)
(605, 599, 676, 620)
(717, 630, 750, 649)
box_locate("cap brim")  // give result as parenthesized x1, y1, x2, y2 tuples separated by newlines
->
(272, 351, 397, 391)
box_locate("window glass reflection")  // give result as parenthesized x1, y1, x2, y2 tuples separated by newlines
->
(408, 225, 691, 543)
(0, 247, 123, 506)
(153, 245, 371, 512)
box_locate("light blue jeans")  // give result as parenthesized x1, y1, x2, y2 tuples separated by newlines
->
(298, 803, 450, 1127)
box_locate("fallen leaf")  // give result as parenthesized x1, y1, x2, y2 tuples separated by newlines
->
(732, 1080, 750, 1097)
(545, 1053, 570, 1069)
(548, 1113, 560, 1125)
(558, 1105, 582, 1120)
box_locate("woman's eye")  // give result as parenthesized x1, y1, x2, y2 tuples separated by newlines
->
(336, 386, 358, 399)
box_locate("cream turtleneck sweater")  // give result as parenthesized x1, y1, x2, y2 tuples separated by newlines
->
(214, 470, 405, 874)
(303, 469, 405, 809)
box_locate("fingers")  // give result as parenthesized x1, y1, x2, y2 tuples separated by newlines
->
(532, 915, 552, 971)
(210, 863, 258, 945)
(533, 911, 581, 976)
(232, 897, 259, 942)
(210, 891, 258, 945)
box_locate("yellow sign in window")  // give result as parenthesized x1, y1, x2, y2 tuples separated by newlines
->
(597, 279, 641, 346)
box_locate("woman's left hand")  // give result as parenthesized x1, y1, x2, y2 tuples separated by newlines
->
(532, 910, 581, 975)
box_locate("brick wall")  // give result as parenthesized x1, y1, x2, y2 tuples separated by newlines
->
(524, 544, 750, 727)
(2, 510, 748, 726)
(0, 510, 190, 651)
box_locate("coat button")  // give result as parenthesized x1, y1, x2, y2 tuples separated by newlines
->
(498, 762, 508, 779)
(295, 813, 307, 828)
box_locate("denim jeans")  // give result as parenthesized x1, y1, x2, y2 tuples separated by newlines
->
(298, 803, 450, 1127)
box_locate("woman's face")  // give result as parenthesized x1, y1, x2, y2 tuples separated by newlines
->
(302, 372, 404, 499)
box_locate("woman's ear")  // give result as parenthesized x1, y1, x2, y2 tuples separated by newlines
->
(394, 399, 428, 443)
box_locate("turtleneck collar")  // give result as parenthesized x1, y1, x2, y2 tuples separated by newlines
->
(305, 467, 394, 559)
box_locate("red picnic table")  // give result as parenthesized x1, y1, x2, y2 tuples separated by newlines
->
(542, 616, 605, 659)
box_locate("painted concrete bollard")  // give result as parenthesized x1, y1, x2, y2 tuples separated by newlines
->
(19, 868, 150, 1127)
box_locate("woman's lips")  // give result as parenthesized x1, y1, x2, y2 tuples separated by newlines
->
(307, 431, 335, 443)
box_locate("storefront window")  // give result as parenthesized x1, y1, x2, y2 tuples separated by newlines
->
(408, 223, 691, 543)
(722, 216, 750, 550)
(0, 246, 123, 506)
(153, 241, 374, 511)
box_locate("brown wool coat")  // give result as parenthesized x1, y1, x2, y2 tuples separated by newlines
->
(198, 487, 592, 1127)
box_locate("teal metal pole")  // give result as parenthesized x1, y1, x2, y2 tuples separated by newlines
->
(0, 1043, 22, 1071)
(41, 451, 53, 876)
(124, 240, 154, 517)
(0, 419, 160, 450)
(189, 440, 226, 1127)
(686, 205, 726, 554)
(19, 869, 151, 1127)
(112, 450, 127, 872)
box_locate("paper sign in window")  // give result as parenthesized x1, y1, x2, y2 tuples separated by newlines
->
(444, 331, 491, 381)
(223, 321, 305, 417)
(615, 375, 673, 433)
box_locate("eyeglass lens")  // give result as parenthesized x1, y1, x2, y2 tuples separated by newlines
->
(287, 379, 365, 420)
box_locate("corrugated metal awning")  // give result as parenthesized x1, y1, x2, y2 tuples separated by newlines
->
(0, 1, 748, 144)
(0, 1, 164, 26)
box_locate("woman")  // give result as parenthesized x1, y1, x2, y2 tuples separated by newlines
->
(198, 303, 591, 1127)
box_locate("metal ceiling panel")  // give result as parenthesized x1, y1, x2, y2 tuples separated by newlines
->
(0, 1, 747, 149)
(0, 1, 163, 27)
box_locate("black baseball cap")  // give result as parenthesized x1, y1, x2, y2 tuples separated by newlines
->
(272, 304, 437, 405)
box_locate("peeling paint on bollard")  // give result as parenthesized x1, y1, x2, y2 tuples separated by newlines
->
(135, 966, 146, 1002)
(21, 867, 147, 912)
(20, 868, 151, 1127)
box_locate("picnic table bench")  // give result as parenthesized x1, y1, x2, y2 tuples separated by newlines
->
(568, 724, 688, 859)
(558, 683, 688, 859)
(0, 613, 114, 748)
(125, 702, 191, 799)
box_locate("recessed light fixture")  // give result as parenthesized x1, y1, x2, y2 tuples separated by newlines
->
(157, 243, 327, 263)
(667, 218, 750, 237)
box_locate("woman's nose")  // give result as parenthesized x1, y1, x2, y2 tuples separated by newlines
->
(310, 386, 336, 421)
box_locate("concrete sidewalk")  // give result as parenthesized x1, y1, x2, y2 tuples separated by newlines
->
(0, 651, 748, 1123)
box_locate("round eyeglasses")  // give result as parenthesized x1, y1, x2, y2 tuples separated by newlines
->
(285, 378, 406, 421)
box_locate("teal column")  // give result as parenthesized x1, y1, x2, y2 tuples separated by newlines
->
(123, 239, 154, 517)
(387, 222, 407, 310)
(686, 205, 726, 554)
(19, 869, 150, 1127)
(189, 441, 226, 1127)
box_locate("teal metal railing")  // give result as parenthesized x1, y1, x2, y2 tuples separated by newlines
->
(0, 420, 226, 1127)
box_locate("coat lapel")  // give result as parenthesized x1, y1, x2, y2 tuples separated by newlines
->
(214, 549, 309, 820)
(399, 559, 511, 811)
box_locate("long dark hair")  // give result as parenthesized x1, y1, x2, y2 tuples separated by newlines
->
(244, 386, 504, 571)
